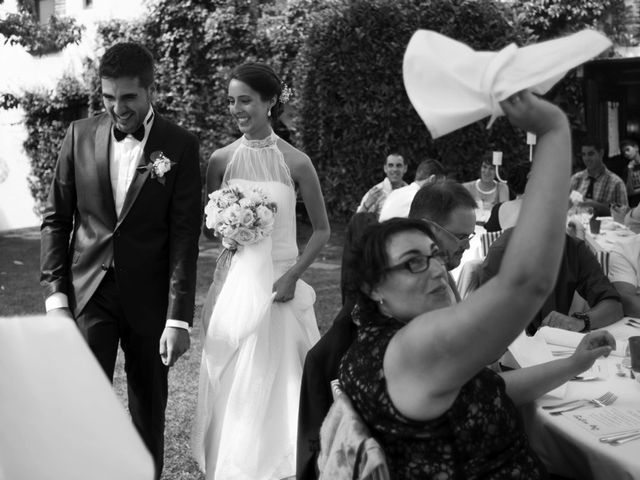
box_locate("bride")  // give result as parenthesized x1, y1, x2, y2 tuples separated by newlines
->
(191, 62, 330, 480)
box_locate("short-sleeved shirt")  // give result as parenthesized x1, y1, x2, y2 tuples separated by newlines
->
(609, 236, 640, 287)
(569, 168, 628, 207)
(481, 229, 621, 333)
(339, 304, 547, 479)
(357, 178, 407, 216)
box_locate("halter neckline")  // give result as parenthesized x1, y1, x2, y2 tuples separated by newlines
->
(241, 131, 278, 149)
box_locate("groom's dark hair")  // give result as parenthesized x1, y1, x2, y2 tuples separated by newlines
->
(99, 42, 155, 88)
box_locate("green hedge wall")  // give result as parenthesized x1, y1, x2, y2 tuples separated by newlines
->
(20, 75, 88, 213)
(297, 0, 529, 220)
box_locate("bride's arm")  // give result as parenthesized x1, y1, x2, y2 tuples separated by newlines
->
(273, 151, 330, 302)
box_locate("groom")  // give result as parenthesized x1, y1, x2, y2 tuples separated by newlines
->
(40, 42, 202, 478)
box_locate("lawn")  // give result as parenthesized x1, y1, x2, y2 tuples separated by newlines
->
(0, 220, 346, 480)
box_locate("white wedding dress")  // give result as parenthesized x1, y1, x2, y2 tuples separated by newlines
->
(191, 132, 320, 480)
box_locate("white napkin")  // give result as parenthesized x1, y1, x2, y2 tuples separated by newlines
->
(403, 29, 612, 138)
(569, 190, 584, 205)
(506, 329, 566, 398)
(0, 316, 155, 480)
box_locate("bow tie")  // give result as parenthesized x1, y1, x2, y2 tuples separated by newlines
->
(113, 124, 145, 142)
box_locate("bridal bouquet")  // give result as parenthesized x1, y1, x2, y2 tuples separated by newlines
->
(205, 185, 277, 248)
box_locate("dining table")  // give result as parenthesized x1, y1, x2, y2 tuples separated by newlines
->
(519, 318, 640, 480)
(583, 216, 639, 276)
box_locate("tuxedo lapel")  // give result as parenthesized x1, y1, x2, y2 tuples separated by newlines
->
(116, 114, 167, 227)
(95, 117, 118, 227)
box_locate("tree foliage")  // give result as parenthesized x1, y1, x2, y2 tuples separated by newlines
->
(297, 0, 529, 220)
(0, 1, 83, 56)
(20, 75, 88, 213)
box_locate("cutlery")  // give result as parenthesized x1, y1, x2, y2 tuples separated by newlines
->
(611, 433, 640, 445)
(548, 392, 617, 415)
(600, 429, 640, 443)
(626, 322, 640, 329)
(543, 391, 615, 410)
(603, 432, 640, 446)
(627, 318, 640, 325)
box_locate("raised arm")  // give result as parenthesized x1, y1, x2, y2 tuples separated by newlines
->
(386, 92, 573, 419)
(272, 150, 330, 302)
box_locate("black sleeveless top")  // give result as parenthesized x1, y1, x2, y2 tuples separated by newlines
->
(338, 305, 548, 480)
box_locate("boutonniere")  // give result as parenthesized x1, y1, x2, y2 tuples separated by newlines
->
(137, 151, 176, 185)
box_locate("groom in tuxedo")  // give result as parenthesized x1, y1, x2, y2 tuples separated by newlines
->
(40, 42, 202, 478)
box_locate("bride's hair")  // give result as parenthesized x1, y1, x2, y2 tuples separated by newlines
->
(230, 63, 284, 120)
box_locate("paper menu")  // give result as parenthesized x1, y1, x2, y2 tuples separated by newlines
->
(565, 407, 640, 437)
(538, 325, 629, 358)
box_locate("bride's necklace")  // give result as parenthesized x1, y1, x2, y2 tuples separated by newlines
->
(476, 179, 497, 195)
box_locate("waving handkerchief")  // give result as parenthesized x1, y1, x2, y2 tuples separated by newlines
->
(403, 29, 612, 138)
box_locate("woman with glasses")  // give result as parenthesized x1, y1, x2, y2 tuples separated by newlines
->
(337, 92, 616, 479)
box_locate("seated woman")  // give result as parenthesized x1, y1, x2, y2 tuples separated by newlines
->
(462, 153, 510, 224)
(484, 160, 530, 232)
(338, 92, 616, 479)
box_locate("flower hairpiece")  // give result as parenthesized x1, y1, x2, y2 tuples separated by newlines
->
(280, 83, 293, 104)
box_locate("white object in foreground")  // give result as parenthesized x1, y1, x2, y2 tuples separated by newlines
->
(0, 315, 154, 480)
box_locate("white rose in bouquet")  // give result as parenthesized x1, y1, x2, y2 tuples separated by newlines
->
(233, 226, 259, 245)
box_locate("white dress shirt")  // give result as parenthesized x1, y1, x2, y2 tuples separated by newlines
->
(45, 107, 189, 331)
(378, 182, 421, 221)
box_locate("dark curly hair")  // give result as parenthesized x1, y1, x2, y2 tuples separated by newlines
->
(345, 217, 436, 313)
(230, 62, 284, 120)
(99, 42, 154, 88)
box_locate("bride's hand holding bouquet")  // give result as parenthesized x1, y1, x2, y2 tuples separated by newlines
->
(205, 185, 277, 263)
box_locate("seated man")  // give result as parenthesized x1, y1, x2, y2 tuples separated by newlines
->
(408, 179, 477, 272)
(356, 153, 407, 215)
(378, 158, 446, 221)
(570, 137, 628, 217)
(481, 228, 623, 334)
(608, 235, 640, 317)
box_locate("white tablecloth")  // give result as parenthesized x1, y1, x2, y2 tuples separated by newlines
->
(522, 319, 640, 479)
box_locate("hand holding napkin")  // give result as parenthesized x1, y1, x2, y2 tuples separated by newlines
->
(403, 29, 612, 138)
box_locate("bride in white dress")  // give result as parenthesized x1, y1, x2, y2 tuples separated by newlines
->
(191, 63, 330, 480)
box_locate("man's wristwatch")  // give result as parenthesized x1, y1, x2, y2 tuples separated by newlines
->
(571, 312, 591, 333)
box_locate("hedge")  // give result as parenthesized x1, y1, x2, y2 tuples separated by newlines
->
(296, 0, 529, 220)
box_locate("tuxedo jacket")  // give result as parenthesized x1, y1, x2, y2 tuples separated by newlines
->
(40, 112, 202, 335)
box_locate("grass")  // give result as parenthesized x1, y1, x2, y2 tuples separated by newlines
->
(0, 220, 345, 479)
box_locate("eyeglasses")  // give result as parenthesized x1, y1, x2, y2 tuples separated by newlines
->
(424, 220, 475, 242)
(385, 253, 443, 274)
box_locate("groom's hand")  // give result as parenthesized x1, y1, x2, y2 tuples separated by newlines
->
(159, 327, 190, 367)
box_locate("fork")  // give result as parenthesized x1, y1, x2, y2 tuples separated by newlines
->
(549, 392, 617, 415)
(542, 391, 615, 410)
(548, 392, 617, 415)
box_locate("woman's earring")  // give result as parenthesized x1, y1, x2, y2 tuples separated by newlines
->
(267, 109, 271, 118)
(378, 298, 384, 305)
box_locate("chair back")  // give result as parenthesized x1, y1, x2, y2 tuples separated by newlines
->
(479, 230, 503, 257)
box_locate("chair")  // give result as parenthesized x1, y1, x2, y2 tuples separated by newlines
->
(317, 380, 390, 480)
(479, 230, 503, 257)
(595, 250, 610, 277)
